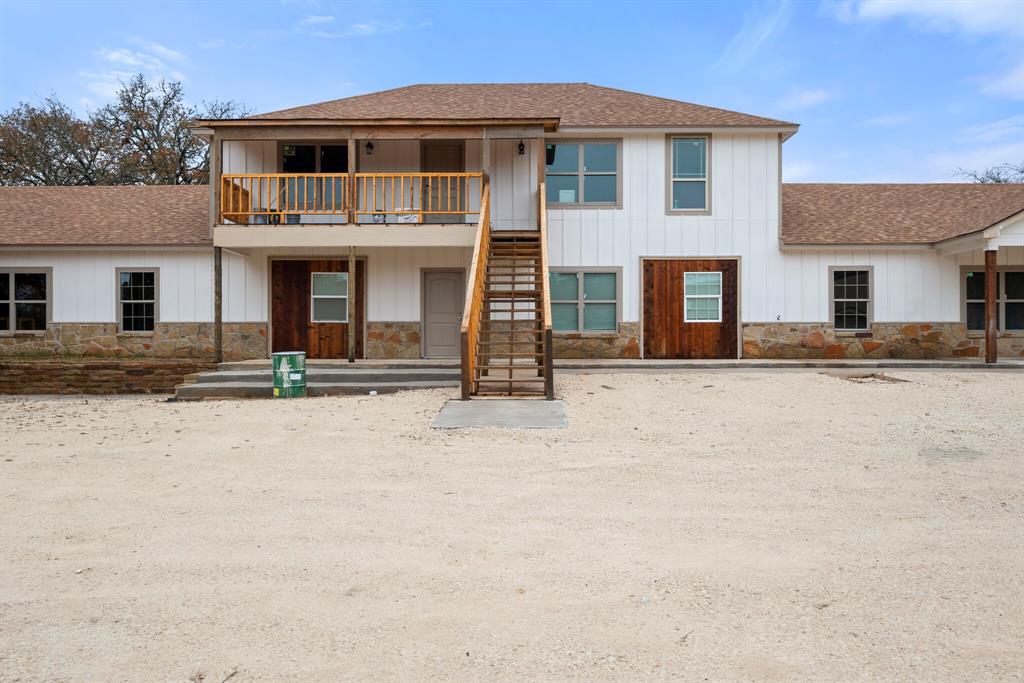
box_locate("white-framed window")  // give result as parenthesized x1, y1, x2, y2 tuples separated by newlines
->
(0, 270, 50, 332)
(831, 268, 871, 332)
(549, 269, 619, 332)
(964, 268, 1024, 332)
(311, 272, 349, 323)
(545, 141, 621, 207)
(683, 272, 722, 322)
(669, 136, 708, 212)
(117, 269, 158, 332)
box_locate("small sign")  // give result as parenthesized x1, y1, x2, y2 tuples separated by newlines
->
(289, 373, 302, 381)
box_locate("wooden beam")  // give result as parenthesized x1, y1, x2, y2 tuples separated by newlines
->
(481, 131, 491, 185)
(347, 138, 356, 224)
(209, 135, 221, 232)
(353, 126, 485, 140)
(985, 248, 998, 363)
(348, 246, 356, 364)
(214, 246, 223, 364)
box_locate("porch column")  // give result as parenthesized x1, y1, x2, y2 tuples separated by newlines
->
(348, 245, 356, 363)
(214, 246, 223, 364)
(985, 248, 997, 363)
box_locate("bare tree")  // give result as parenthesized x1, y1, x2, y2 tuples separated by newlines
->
(956, 162, 1024, 184)
(0, 98, 117, 185)
(0, 74, 249, 186)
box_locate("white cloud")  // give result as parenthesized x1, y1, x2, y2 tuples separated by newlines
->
(84, 38, 190, 103)
(829, 0, 1024, 36)
(716, 0, 792, 71)
(927, 140, 1024, 180)
(863, 112, 915, 127)
(127, 37, 187, 63)
(979, 61, 1024, 100)
(959, 114, 1024, 144)
(783, 160, 818, 181)
(777, 88, 838, 110)
(299, 14, 334, 25)
(311, 20, 413, 38)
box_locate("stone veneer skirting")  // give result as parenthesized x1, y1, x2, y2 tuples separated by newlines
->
(742, 322, 1024, 359)
(0, 322, 268, 361)
(366, 322, 421, 359)
(552, 322, 641, 359)
(0, 359, 215, 395)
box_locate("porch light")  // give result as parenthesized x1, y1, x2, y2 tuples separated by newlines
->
(365, 141, 374, 156)
(517, 140, 525, 156)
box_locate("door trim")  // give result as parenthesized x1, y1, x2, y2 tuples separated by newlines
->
(266, 255, 368, 358)
(420, 267, 466, 358)
(638, 255, 743, 360)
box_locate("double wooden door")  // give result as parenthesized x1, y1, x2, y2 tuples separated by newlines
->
(271, 259, 365, 359)
(642, 259, 739, 359)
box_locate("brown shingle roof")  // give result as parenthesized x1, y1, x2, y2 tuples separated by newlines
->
(782, 183, 1024, 245)
(243, 83, 795, 128)
(0, 186, 210, 246)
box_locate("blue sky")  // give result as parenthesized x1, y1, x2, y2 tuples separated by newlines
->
(1, 0, 1021, 182)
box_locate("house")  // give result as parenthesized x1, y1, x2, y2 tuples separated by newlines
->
(2, 83, 1022, 396)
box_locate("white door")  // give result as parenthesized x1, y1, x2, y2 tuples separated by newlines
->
(423, 270, 464, 357)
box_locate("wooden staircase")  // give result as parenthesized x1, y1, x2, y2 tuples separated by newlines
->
(461, 182, 554, 399)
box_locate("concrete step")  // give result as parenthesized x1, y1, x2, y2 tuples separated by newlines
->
(175, 379, 460, 400)
(188, 367, 460, 384)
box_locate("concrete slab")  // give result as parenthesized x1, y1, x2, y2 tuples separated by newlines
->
(433, 399, 568, 429)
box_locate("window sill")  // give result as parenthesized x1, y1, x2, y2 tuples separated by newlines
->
(117, 331, 155, 337)
(547, 204, 622, 210)
(666, 209, 711, 217)
(0, 331, 47, 338)
(834, 331, 872, 338)
(554, 331, 620, 339)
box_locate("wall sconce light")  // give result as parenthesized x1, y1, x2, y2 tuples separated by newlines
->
(517, 140, 526, 156)
(365, 141, 374, 156)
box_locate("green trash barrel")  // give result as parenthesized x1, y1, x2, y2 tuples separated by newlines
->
(272, 351, 307, 398)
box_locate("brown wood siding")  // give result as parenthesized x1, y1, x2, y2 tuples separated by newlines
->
(271, 259, 365, 359)
(642, 259, 738, 359)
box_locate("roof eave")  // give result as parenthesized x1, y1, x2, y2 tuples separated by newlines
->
(195, 117, 562, 131)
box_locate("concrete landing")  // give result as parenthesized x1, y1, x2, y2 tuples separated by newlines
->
(433, 399, 568, 429)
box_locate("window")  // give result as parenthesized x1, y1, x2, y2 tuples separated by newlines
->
(118, 270, 157, 332)
(545, 141, 620, 206)
(668, 136, 708, 212)
(831, 269, 871, 332)
(0, 270, 49, 332)
(684, 272, 722, 322)
(311, 272, 348, 323)
(964, 269, 1024, 332)
(549, 269, 619, 333)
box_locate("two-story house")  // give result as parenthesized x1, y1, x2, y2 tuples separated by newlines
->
(2, 84, 1023, 397)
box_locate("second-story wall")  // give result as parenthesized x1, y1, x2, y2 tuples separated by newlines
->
(546, 131, 782, 322)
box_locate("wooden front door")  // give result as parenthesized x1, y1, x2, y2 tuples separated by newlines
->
(643, 259, 739, 359)
(421, 141, 464, 223)
(422, 270, 464, 357)
(271, 259, 365, 359)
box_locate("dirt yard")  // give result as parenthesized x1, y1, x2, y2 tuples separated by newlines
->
(1, 370, 1022, 681)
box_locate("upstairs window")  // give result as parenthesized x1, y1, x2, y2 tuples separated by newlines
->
(964, 269, 1024, 332)
(545, 141, 620, 207)
(118, 270, 157, 332)
(831, 269, 871, 332)
(549, 269, 619, 333)
(0, 270, 49, 332)
(669, 136, 708, 212)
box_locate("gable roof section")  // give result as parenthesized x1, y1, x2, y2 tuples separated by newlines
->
(241, 83, 795, 128)
(0, 186, 210, 246)
(782, 183, 1024, 245)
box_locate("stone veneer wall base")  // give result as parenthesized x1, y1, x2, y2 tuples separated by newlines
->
(366, 322, 422, 359)
(0, 323, 268, 361)
(742, 322, 1024, 360)
(552, 322, 641, 359)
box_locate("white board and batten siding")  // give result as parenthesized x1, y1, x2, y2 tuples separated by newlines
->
(546, 132, 1024, 324)
(0, 249, 213, 323)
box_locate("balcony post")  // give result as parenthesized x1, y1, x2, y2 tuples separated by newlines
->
(985, 248, 997, 363)
(348, 245, 356, 363)
(347, 137, 356, 224)
(214, 246, 223, 364)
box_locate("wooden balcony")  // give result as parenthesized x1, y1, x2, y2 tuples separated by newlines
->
(219, 172, 484, 225)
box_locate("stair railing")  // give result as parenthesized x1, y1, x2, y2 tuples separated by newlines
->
(538, 182, 554, 399)
(460, 180, 491, 399)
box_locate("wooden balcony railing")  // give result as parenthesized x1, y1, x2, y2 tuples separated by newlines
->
(218, 172, 484, 225)
(354, 172, 483, 222)
(220, 174, 349, 224)
(460, 181, 491, 399)
(538, 181, 554, 400)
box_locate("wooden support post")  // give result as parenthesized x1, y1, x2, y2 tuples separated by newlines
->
(348, 245, 356, 364)
(209, 135, 221, 233)
(213, 246, 223, 364)
(985, 248, 997, 363)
